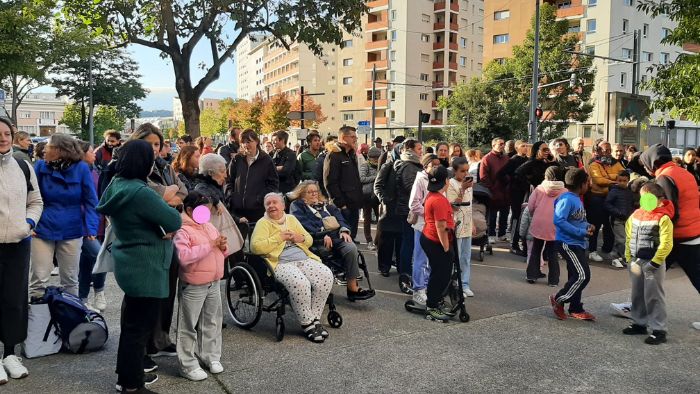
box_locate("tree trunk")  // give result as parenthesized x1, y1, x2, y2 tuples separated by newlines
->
(173, 57, 201, 138)
(80, 100, 88, 134)
(10, 77, 19, 124)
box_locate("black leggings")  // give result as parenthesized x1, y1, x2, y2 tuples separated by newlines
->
(526, 238, 560, 285)
(420, 234, 454, 309)
(0, 239, 31, 357)
(667, 243, 700, 294)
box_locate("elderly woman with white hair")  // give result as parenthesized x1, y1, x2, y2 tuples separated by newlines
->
(572, 137, 592, 171)
(250, 193, 334, 343)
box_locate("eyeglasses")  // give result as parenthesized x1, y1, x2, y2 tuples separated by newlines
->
(306, 190, 319, 195)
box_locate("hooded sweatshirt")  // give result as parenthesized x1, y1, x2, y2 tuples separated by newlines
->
(174, 212, 230, 285)
(528, 180, 567, 241)
(97, 177, 182, 298)
(639, 144, 700, 242)
(554, 191, 590, 249)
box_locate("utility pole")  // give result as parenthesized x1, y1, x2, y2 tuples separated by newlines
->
(527, 0, 541, 143)
(88, 57, 95, 145)
(371, 64, 376, 141)
(418, 110, 424, 143)
(465, 113, 470, 148)
(300, 86, 305, 130)
(632, 29, 639, 95)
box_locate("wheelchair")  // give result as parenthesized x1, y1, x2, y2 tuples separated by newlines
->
(225, 225, 372, 342)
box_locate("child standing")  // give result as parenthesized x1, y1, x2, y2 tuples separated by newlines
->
(174, 191, 230, 381)
(446, 157, 475, 297)
(604, 170, 634, 268)
(622, 182, 673, 345)
(550, 168, 596, 321)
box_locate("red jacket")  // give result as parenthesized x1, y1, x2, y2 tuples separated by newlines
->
(479, 150, 510, 208)
(656, 162, 700, 241)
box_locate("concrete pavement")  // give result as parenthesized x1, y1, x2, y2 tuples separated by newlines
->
(5, 241, 700, 393)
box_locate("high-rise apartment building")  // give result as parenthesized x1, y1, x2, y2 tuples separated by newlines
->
(235, 34, 267, 101)
(483, 0, 695, 148)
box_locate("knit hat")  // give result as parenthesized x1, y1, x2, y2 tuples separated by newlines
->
(368, 147, 382, 159)
(427, 165, 449, 192)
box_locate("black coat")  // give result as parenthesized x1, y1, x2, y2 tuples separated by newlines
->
(498, 154, 529, 196)
(225, 151, 279, 215)
(192, 174, 225, 206)
(273, 147, 299, 194)
(218, 142, 239, 166)
(323, 143, 363, 209)
(515, 159, 558, 188)
(604, 184, 635, 220)
(393, 156, 422, 216)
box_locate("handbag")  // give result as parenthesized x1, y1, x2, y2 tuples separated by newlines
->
(407, 212, 418, 225)
(209, 202, 244, 254)
(93, 221, 115, 274)
(322, 215, 341, 231)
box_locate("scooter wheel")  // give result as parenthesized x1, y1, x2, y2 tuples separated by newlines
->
(404, 300, 413, 312)
(459, 310, 470, 323)
(327, 310, 343, 328)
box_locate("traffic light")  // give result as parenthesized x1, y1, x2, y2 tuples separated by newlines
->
(420, 112, 431, 123)
(535, 107, 543, 119)
(666, 120, 676, 130)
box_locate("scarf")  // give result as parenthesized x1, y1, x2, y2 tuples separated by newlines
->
(46, 159, 73, 172)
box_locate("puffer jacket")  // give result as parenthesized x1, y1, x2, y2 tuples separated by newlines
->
(323, 142, 363, 209)
(588, 158, 625, 196)
(604, 184, 634, 220)
(359, 159, 378, 198)
(528, 180, 566, 241)
(625, 200, 674, 265)
(174, 212, 229, 285)
(393, 151, 422, 216)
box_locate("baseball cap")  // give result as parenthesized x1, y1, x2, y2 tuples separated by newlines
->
(427, 165, 449, 192)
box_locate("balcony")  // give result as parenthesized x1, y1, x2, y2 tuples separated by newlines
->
(431, 100, 439, 108)
(448, 62, 458, 70)
(374, 117, 388, 125)
(366, 19, 389, 31)
(556, 5, 584, 19)
(365, 59, 388, 70)
(450, 2, 459, 12)
(366, 79, 388, 89)
(432, 62, 444, 70)
(366, 0, 388, 9)
(449, 23, 459, 31)
(434, 1, 445, 11)
(433, 81, 445, 88)
(449, 42, 458, 51)
(434, 41, 459, 51)
(365, 39, 389, 50)
(365, 99, 388, 107)
(433, 22, 445, 30)
(430, 119, 444, 125)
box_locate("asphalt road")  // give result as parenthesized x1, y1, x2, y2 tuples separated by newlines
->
(5, 240, 700, 393)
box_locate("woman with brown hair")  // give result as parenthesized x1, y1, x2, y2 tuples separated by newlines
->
(172, 146, 201, 191)
(449, 143, 465, 161)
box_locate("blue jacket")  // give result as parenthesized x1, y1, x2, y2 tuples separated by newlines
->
(604, 184, 634, 220)
(554, 191, 590, 249)
(34, 160, 99, 240)
(289, 199, 350, 238)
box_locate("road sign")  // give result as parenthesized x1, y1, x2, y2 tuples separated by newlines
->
(287, 111, 316, 121)
(357, 126, 371, 135)
(358, 120, 370, 126)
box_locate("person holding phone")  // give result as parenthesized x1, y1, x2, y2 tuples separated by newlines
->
(446, 157, 475, 298)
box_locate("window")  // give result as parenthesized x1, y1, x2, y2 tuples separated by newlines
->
(589, 0, 597, 6)
(419, 93, 428, 101)
(19, 111, 31, 119)
(390, 91, 396, 101)
(459, 56, 467, 67)
(342, 95, 352, 103)
(643, 24, 649, 38)
(585, 46, 595, 55)
(660, 52, 670, 64)
(624, 0, 634, 6)
(342, 77, 353, 85)
(422, 13, 430, 23)
(557, 0, 572, 7)
(493, 34, 509, 44)
(460, 37, 467, 48)
(622, 48, 632, 60)
(391, 30, 397, 41)
(641, 75, 647, 83)
(342, 58, 353, 66)
(421, 34, 430, 43)
(341, 39, 353, 48)
(390, 110, 396, 121)
(494, 10, 510, 20)
(643, 51, 653, 62)
(39, 111, 54, 119)
(662, 28, 672, 39)
(390, 50, 396, 61)
(421, 53, 429, 62)
(419, 73, 429, 81)
(620, 72, 627, 87)
(586, 19, 596, 33)
(391, 10, 397, 20)
(343, 113, 354, 121)
(622, 19, 629, 34)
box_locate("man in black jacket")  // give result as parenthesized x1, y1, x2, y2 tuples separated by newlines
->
(324, 126, 363, 239)
(272, 130, 299, 194)
(218, 127, 241, 166)
(374, 143, 404, 276)
(314, 135, 338, 197)
(498, 140, 529, 255)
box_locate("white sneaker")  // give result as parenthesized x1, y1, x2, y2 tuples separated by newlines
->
(589, 252, 604, 262)
(412, 289, 427, 306)
(82, 299, 100, 313)
(94, 291, 107, 311)
(367, 242, 376, 251)
(3, 355, 28, 379)
(0, 360, 7, 385)
(611, 258, 625, 268)
(488, 236, 496, 244)
(692, 322, 700, 330)
(50, 266, 59, 276)
(463, 288, 475, 297)
(498, 235, 509, 242)
(610, 302, 632, 319)
(181, 367, 208, 381)
(208, 361, 224, 374)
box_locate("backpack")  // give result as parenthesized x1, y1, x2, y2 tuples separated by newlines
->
(379, 161, 398, 205)
(42, 286, 108, 354)
(15, 157, 33, 193)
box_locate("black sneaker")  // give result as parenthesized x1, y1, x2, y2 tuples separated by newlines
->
(622, 324, 647, 335)
(399, 274, 413, 295)
(143, 356, 158, 373)
(379, 270, 390, 277)
(148, 344, 176, 358)
(644, 330, 667, 345)
(115, 374, 158, 392)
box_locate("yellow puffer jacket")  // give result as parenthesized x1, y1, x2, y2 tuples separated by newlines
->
(589, 160, 625, 196)
(250, 213, 320, 270)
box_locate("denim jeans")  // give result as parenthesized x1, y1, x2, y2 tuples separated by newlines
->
(78, 237, 107, 299)
(412, 229, 430, 290)
(456, 237, 472, 290)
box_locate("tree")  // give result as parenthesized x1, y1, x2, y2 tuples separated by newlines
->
(60, 104, 126, 142)
(60, 0, 367, 138)
(289, 94, 327, 128)
(199, 107, 227, 137)
(60, 103, 82, 134)
(260, 94, 291, 133)
(230, 97, 265, 131)
(637, 0, 700, 122)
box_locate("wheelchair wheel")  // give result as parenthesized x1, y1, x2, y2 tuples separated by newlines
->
(226, 262, 263, 329)
(459, 308, 470, 323)
(327, 310, 343, 328)
(275, 317, 285, 342)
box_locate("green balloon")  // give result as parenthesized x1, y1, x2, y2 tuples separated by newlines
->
(640, 193, 658, 212)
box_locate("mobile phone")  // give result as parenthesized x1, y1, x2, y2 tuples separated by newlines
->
(464, 176, 474, 183)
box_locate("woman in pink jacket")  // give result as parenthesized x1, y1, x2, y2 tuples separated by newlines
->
(525, 166, 567, 286)
(174, 191, 230, 382)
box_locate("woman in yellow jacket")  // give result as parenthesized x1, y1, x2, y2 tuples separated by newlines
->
(251, 193, 334, 343)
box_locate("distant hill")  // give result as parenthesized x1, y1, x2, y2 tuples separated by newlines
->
(139, 110, 173, 117)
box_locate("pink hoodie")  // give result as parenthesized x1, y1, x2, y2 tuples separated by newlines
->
(528, 180, 566, 241)
(174, 212, 230, 285)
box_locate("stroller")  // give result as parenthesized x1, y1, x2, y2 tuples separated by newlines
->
(471, 183, 493, 261)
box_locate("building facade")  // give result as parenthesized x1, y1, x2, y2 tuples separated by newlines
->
(235, 34, 267, 101)
(4, 93, 73, 136)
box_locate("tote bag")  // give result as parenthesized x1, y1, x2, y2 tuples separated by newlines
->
(93, 221, 115, 274)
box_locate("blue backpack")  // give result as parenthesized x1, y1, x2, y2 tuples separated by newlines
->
(42, 286, 108, 354)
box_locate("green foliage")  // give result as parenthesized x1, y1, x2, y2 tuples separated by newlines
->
(199, 107, 227, 137)
(637, 0, 700, 122)
(230, 97, 265, 131)
(60, 103, 125, 142)
(59, 103, 82, 134)
(443, 3, 595, 146)
(261, 94, 291, 133)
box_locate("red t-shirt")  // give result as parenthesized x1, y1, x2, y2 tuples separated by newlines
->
(422, 192, 455, 244)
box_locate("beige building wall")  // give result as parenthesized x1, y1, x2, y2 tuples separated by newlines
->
(8, 93, 72, 136)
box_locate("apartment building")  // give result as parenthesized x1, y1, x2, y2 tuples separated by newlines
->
(173, 97, 222, 125)
(483, 0, 694, 148)
(5, 93, 73, 136)
(235, 34, 267, 101)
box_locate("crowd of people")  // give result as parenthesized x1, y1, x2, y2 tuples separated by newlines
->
(1, 117, 700, 392)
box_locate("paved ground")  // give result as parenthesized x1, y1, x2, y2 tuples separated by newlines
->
(5, 240, 700, 393)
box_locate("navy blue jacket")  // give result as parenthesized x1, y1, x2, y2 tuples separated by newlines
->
(289, 199, 349, 238)
(604, 184, 635, 220)
(34, 160, 99, 240)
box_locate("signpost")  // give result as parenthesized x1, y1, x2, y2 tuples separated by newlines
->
(287, 111, 317, 121)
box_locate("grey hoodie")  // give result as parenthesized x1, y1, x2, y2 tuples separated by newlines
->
(0, 150, 43, 243)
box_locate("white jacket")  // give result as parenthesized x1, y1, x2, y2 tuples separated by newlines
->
(409, 171, 429, 231)
(446, 178, 473, 238)
(0, 150, 43, 243)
